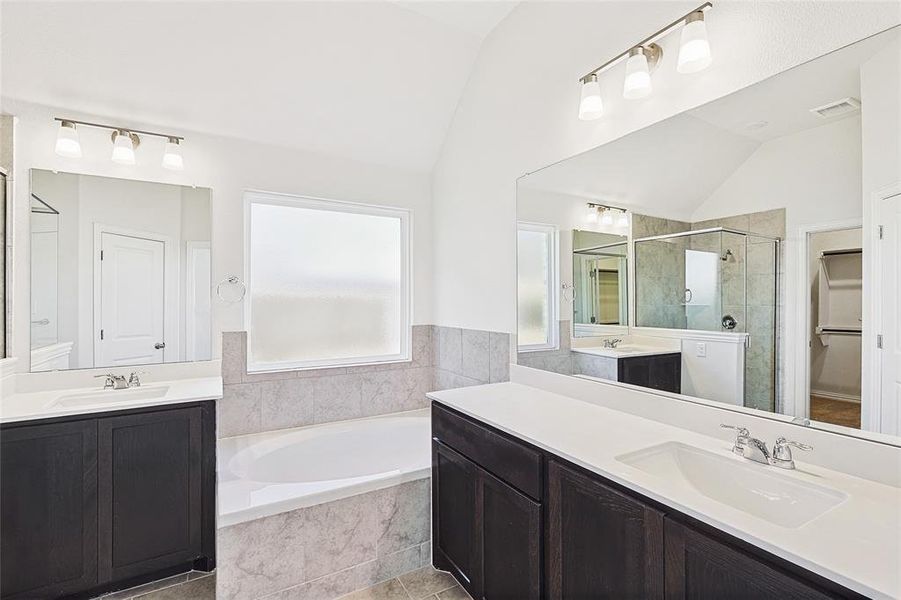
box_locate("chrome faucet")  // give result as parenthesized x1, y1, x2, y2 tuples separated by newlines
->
(95, 373, 129, 390)
(720, 424, 812, 470)
(127, 371, 145, 388)
(603, 338, 623, 349)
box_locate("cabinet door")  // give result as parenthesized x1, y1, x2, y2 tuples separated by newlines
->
(547, 460, 664, 600)
(433, 441, 480, 591)
(664, 519, 838, 600)
(649, 354, 681, 394)
(0, 420, 98, 599)
(478, 468, 541, 600)
(98, 407, 203, 583)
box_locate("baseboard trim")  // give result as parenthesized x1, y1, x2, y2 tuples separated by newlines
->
(811, 390, 861, 403)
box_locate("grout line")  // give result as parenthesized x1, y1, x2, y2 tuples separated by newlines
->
(395, 576, 416, 600)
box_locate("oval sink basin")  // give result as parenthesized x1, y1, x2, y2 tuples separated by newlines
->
(616, 441, 848, 528)
(50, 385, 170, 408)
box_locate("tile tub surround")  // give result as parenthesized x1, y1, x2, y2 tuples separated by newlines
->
(219, 326, 510, 438)
(217, 479, 431, 600)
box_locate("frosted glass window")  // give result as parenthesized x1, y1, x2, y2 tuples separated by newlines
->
(518, 223, 557, 350)
(246, 192, 410, 371)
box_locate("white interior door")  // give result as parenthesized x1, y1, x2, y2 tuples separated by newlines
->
(97, 232, 165, 367)
(878, 192, 901, 434)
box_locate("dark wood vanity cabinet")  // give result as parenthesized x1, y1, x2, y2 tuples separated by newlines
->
(0, 402, 215, 600)
(547, 460, 664, 599)
(618, 353, 681, 394)
(432, 406, 542, 600)
(432, 401, 863, 600)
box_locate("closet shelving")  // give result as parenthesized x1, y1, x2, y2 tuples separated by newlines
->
(816, 248, 862, 341)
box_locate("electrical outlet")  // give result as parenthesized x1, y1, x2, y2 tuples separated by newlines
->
(696, 342, 707, 358)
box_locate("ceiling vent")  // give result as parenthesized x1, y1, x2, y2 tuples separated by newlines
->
(809, 97, 861, 119)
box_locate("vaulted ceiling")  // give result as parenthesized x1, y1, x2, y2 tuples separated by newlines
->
(1, 1, 518, 172)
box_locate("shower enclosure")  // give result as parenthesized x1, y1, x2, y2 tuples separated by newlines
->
(633, 227, 779, 411)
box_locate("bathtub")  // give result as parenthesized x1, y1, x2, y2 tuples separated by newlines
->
(217, 409, 431, 527)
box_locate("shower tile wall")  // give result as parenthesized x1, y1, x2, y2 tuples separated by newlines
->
(632, 215, 690, 329)
(219, 325, 510, 438)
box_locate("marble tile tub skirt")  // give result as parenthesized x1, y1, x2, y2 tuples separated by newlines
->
(217, 409, 432, 599)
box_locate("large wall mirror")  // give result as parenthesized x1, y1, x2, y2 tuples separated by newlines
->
(516, 26, 900, 442)
(29, 170, 212, 372)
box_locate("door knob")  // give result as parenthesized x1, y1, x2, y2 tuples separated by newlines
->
(154, 342, 166, 350)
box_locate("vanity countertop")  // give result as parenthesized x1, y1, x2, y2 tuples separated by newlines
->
(571, 345, 680, 359)
(0, 376, 222, 424)
(427, 382, 901, 599)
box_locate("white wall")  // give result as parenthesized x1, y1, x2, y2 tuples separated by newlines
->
(809, 228, 863, 401)
(6, 100, 433, 371)
(431, 1, 899, 335)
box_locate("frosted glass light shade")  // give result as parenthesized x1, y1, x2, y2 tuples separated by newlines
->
(54, 121, 82, 158)
(615, 211, 629, 229)
(600, 209, 614, 226)
(623, 50, 652, 99)
(579, 75, 603, 120)
(162, 138, 184, 170)
(678, 15, 712, 74)
(111, 131, 136, 165)
(585, 206, 599, 224)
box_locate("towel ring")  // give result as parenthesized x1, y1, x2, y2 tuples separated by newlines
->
(561, 282, 576, 302)
(216, 276, 246, 303)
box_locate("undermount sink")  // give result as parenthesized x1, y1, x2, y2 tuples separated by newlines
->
(50, 385, 170, 408)
(616, 442, 848, 528)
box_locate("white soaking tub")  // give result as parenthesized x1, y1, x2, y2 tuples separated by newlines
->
(217, 409, 431, 527)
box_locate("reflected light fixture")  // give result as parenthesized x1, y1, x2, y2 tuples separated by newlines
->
(579, 74, 603, 121)
(615, 211, 630, 229)
(623, 45, 660, 100)
(577, 2, 712, 118)
(677, 11, 712, 73)
(585, 204, 599, 223)
(162, 137, 184, 170)
(54, 120, 82, 158)
(111, 130, 138, 165)
(52, 117, 186, 169)
(600, 208, 614, 226)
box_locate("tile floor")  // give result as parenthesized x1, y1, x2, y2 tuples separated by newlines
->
(339, 566, 472, 600)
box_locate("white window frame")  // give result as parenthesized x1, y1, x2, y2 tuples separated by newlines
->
(517, 221, 559, 352)
(244, 190, 411, 373)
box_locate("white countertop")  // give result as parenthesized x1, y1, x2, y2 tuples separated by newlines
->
(0, 376, 222, 423)
(572, 345, 681, 359)
(428, 382, 901, 599)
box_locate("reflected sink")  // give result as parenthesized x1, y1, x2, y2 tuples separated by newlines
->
(50, 385, 170, 408)
(616, 442, 847, 528)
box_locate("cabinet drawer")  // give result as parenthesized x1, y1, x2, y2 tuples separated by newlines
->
(432, 403, 542, 500)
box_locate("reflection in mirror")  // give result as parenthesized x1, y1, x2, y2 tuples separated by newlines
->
(517, 27, 901, 440)
(572, 230, 628, 334)
(0, 114, 10, 359)
(29, 170, 212, 372)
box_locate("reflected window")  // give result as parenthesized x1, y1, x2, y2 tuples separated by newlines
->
(517, 222, 557, 351)
(246, 191, 410, 371)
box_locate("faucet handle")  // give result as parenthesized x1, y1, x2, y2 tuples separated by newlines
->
(720, 424, 750, 454)
(94, 373, 115, 388)
(771, 437, 812, 469)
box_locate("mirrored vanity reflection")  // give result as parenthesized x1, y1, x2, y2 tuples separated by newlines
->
(29, 170, 212, 372)
(516, 26, 901, 439)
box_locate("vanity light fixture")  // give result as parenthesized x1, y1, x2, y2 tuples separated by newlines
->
(161, 137, 184, 171)
(54, 120, 82, 158)
(577, 2, 713, 118)
(623, 45, 660, 100)
(615, 211, 630, 229)
(677, 10, 713, 73)
(600, 208, 615, 226)
(52, 117, 186, 168)
(578, 74, 604, 121)
(585, 204, 600, 223)
(587, 202, 629, 230)
(111, 130, 139, 165)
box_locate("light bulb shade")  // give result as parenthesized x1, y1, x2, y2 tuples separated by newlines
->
(615, 211, 629, 228)
(585, 206, 599, 223)
(678, 14, 712, 74)
(54, 121, 82, 158)
(111, 131, 136, 165)
(162, 138, 184, 170)
(623, 50, 652, 99)
(600, 209, 614, 226)
(578, 75, 603, 121)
